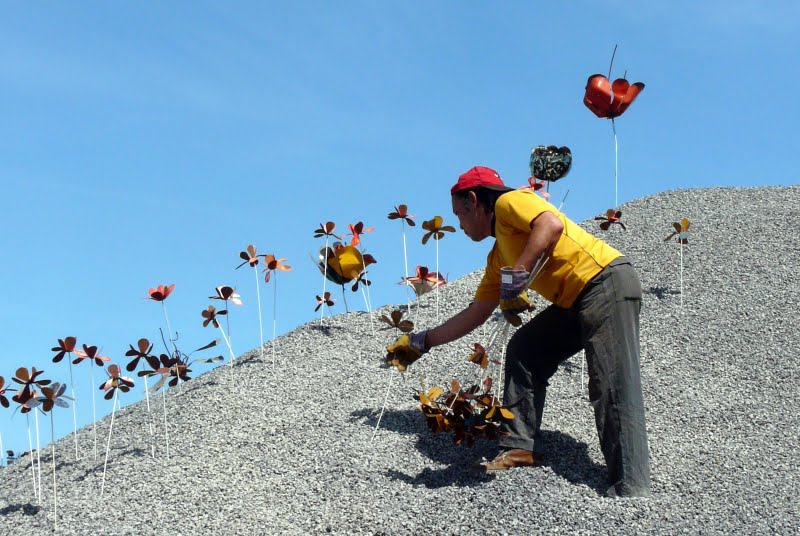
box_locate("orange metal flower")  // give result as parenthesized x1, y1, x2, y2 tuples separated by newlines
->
(148, 284, 175, 302)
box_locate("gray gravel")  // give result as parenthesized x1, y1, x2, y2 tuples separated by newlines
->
(2, 186, 799, 535)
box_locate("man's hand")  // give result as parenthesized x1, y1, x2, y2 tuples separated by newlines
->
(385, 331, 428, 371)
(500, 292, 535, 327)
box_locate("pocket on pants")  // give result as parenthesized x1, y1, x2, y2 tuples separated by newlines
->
(611, 266, 642, 302)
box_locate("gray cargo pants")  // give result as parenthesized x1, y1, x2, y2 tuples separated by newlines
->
(499, 257, 651, 497)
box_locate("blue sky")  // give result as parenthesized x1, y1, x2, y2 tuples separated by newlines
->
(2, 1, 797, 456)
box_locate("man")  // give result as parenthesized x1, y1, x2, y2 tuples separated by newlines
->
(386, 165, 651, 497)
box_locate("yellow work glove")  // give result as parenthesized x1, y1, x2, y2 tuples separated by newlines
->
(500, 291, 535, 327)
(385, 331, 428, 372)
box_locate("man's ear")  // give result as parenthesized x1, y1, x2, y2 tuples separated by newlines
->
(468, 190, 479, 209)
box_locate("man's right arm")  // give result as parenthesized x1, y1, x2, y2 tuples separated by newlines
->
(425, 299, 496, 350)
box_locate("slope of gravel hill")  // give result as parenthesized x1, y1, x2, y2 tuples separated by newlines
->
(1, 185, 798, 535)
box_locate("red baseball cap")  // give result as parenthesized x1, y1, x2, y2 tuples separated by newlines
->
(450, 166, 514, 195)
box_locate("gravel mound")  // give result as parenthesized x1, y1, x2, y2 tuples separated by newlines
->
(2, 186, 798, 535)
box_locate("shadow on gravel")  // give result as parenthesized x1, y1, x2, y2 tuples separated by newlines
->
(352, 408, 608, 494)
(538, 430, 608, 495)
(0, 503, 41, 516)
(644, 286, 680, 300)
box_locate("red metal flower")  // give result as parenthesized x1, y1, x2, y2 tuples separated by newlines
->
(73, 345, 112, 367)
(584, 74, 645, 119)
(346, 222, 374, 247)
(148, 284, 175, 302)
(262, 255, 292, 283)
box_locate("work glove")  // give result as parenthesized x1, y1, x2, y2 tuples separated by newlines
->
(385, 331, 428, 372)
(500, 266, 535, 326)
(500, 266, 531, 299)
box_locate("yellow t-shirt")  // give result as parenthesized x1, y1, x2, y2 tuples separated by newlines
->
(475, 189, 622, 308)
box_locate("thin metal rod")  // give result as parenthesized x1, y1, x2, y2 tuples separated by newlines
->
(26, 416, 37, 500)
(68, 358, 79, 460)
(272, 274, 278, 368)
(100, 389, 118, 496)
(255, 265, 265, 362)
(90, 365, 98, 461)
(34, 407, 42, 503)
(51, 413, 57, 531)
(371, 370, 395, 440)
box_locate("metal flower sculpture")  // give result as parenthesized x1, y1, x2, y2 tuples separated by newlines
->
(12, 367, 51, 401)
(584, 74, 645, 120)
(346, 221, 374, 248)
(125, 338, 159, 372)
(467, 343, 489, 369)
(73, 345, 111, 367)
(236, 245, 264, 269)
(583, 45, 645, 207)
(35, 382, 72, 413)
(202, 305, 227, 328)
(0, 376, 15, 408)
(51, 337, 77, 363)
(387, 205, 415, 226)
(421, 216, 456, 245)
(315, 292, 334, 312)
(595, 209, 627, 231)
(379, 310, 414, 333)
(401, 266, 447, 298)
(529, 145, 573, 183)
(315, 243, 367, 311)
(99, 364, 135, 400)
(665, 218, 691, 244)
(263, 256, 291, 283)
(147, 284, 175, 302)
(313, 221, 341, 240)
(210, 285, 243, 306)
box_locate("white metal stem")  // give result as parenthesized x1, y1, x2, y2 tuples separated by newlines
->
(51, 413, 57, 531)
(255, 265, 265, 362)
(371, 370, 395, 441)
(402, 222, 412, 317)
(320, 237, 329, 323)
(100, 389, 118, 496)
(161, 388, 170, 461)
(161, 302, 178, 356)
(613, 119, 619, 207)
(435, 238, 440, 323)
(217, 321, 235, 366)
(26, 416, 37, 500)
(68, 359, 79, 460)
(680, 242, 684, 308)
(142, 371, 156, 459)
(34, 408, 42, 504)
(272, 274, 277, 368)
(90, 365, 98, 461)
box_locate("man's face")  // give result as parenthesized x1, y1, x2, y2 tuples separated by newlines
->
(452, 192, 491, 242)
